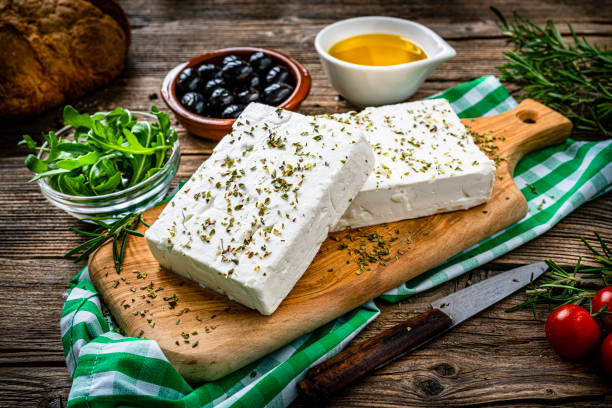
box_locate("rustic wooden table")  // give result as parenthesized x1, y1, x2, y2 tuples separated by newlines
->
(1, 1, 611, 407)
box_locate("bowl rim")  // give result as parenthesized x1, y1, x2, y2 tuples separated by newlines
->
(314, 16, 456, 71)
(36, 110, 180, 202)
(161, 47, 312, 130)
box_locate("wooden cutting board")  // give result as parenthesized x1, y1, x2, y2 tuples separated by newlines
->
(88, 99, 572, 382)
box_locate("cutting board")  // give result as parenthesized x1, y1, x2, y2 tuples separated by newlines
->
(88, 99, 572, 382)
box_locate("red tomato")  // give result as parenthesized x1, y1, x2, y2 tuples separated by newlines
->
(602, 333, 612, 376)
(545, 304, 601, 360)
(592, 286, 612, 333)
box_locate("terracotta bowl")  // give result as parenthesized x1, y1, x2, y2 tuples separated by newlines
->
(161, 47, 311, 141)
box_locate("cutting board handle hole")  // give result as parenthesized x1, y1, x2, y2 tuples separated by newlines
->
(516, 110, 538, 124)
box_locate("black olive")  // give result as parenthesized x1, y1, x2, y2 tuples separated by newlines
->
(177, 67, 201, 94)
(180, 92, 206, 115)
(237, 88, 260, 105)
(222, 104, 246, 119)
(209, 87, 235, 109)
(247, 74, 262, 90)
(188, 77, 204, 92)
(197, 64, 218, 81)
(249, 52, 273, 73)
(222, 54, 242, 66)
(262, 83, 294, 106)
(203, 78, 225, 96)
(265, 65, 290, 85)
(221, 60, 253, 83)
(177, 67, 196, 87)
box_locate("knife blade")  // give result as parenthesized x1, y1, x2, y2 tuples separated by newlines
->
(430, 261, 548, 327)
(297, 261, 548, 399)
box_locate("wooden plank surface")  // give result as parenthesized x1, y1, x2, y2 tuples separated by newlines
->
(1, 0, 611, 406)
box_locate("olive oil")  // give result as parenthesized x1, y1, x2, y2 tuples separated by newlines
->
(328, 33, 427, 66)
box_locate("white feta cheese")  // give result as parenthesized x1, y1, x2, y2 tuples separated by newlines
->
(145, 103, 373, 315)
(332, 99, 496, 231)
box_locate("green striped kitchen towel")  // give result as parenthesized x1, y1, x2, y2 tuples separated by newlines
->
(61, 75, 612, 408)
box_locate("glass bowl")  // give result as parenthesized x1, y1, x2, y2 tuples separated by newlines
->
(36, 111, 180, 221)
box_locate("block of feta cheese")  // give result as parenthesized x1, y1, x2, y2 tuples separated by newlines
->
(332, 99, 496, 231)
(145, 103, 374, 315)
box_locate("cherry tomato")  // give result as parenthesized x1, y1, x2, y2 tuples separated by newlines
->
(592, 286, 612, 333)
(601, 333, 612, 376)
(545, 304, 601, 360)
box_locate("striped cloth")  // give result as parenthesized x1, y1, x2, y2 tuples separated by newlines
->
(61, 76, 612, 408)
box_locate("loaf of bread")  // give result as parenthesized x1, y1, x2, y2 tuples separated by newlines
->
(0, 0, 130, 120)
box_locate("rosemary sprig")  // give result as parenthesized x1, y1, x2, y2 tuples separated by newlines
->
(491, 7, 612, 136)
(64, 212, 150, 273)
(507, 232, 612, 319)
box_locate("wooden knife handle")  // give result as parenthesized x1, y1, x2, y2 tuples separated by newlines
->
(297, 308, 452, 399)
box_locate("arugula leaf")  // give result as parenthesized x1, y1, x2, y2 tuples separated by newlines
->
(93, 171, 122, 194)
(89, 134, 171, 155)
(19, 135, 38, 152)
(58, 174, 92, 196)
(43, 131, 60, 151)
(151, 106, 168, 134)
(29, 168, 71, 183)
(63, 105, 93, 129)
(122, 128, 145, 149)
(56, 151, 100, 170)
(151, 105, 177, 146)
(56, 142, 94, 155)
(125, 122, 159, 186)
(116, 109, 136, 130)
(24, 154, 49, 173)
(131, 121, 154, 145)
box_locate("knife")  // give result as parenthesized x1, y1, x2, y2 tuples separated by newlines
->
(297, 261, 548, 398)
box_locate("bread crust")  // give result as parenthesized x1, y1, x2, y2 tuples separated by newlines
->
(0, 0, 130, 120)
